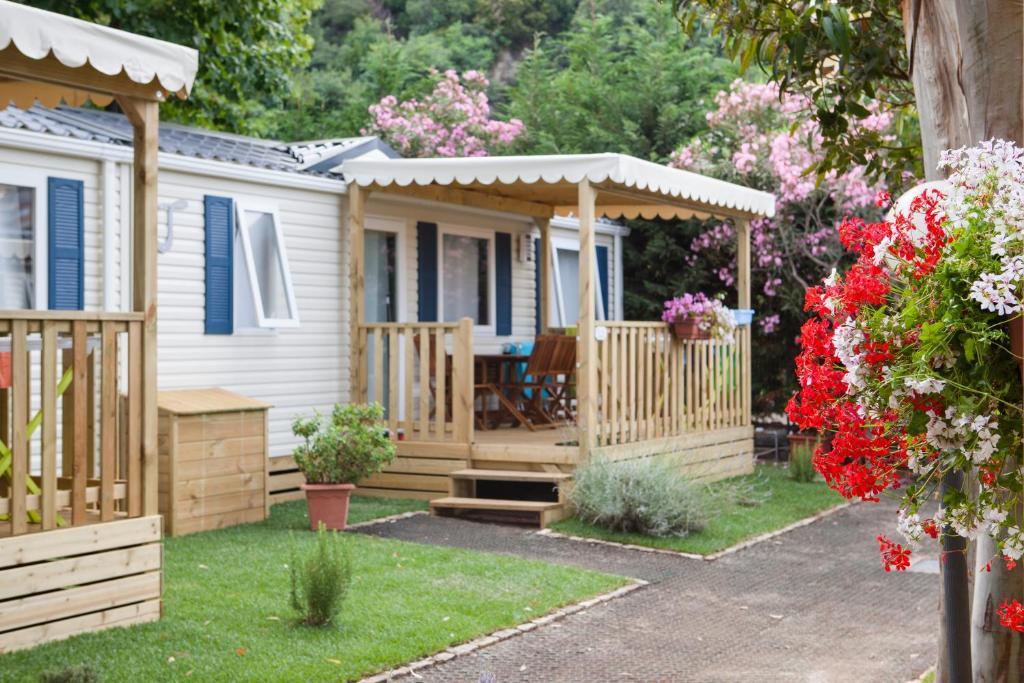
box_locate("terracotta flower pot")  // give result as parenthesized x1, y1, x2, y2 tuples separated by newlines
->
(670, 319, 711, 340)
(301, 482, 356, 531)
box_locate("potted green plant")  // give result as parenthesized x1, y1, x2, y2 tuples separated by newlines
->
(291, 403, 396, 531)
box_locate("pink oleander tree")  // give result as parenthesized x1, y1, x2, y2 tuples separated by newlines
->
(669, 79, 893, 408)
(364, 69, 524, 158)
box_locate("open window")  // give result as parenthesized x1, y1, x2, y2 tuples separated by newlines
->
(0, 170, 46, 310)
(234, 202, 299, 329)
(549, 238, 606, 327)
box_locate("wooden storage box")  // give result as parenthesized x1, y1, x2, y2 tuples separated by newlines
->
(157, 388, 271, 536)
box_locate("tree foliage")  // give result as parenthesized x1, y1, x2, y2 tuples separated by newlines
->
(670, 0, 920, 185)
(22, 0, 320, 135)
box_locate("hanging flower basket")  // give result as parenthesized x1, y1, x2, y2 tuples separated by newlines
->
(670, 319, 711, 340)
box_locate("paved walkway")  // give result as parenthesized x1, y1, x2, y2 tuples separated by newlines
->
(359, 501, 938, 682)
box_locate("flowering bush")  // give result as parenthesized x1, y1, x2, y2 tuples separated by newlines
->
(669, 80, 890, 407)
(786, 139, 1024, 628)
(364, 69, 524, 158)
(661, 292, 736, 342)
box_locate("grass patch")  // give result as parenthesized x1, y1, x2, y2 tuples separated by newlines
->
(0, 497, 626, 682)
(551, 464, 845, 555)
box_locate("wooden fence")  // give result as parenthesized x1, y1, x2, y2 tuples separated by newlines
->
(0, 311, 145, 537)
(355, 319, 474, 446)
(594, 321, 751, 447)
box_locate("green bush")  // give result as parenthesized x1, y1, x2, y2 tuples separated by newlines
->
(291, 403, 396, 484)
(39, 666, 99, 683)
(289, 524, 352, 627)
(788, 443, 818, 483)
(568, 458, 708, 537)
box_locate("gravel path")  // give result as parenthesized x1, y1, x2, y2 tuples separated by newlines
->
(359, 501, 937, 682)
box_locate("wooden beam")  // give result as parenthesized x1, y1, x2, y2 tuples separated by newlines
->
(348, 184, 367, 401)
(118, 96, 159, 517)
(736, 218, 751, 309)
(577, 179, 598, 461)
(0, 47, 169, 102)
(537, 217, 551, 333)
(369, 182, 555, 220)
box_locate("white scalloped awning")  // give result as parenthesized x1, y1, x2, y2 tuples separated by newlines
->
(342, 153, 775, 220)
(0, 0, 198, 106)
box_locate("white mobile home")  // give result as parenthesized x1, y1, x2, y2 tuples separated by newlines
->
(0, 104, 627, 467)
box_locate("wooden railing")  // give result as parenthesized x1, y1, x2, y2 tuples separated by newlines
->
(0, 311, 145, 536)
(594, 321, 751, 447)
(355, 319, 474, 445)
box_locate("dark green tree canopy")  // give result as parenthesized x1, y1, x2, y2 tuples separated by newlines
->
(20, 0, 320, 135)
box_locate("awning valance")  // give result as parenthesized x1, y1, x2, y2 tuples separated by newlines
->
(0, 0, 198, 106)
(342, 153, 775, 221)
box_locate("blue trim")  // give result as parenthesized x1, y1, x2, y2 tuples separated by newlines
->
(204, 195, 234, 334)
(534, 238, 541, 334)
(596, 244, 610, 319)
(495, 232, 513, 336)
(47, 177, 84, 310)
(416, 222, 438, 322)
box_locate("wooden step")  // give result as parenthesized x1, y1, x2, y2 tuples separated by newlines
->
(429, 496, 568, 528)
(449, 469, 572, 483)
(430, 496, 562, 512)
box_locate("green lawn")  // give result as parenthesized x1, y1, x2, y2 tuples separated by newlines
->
(1, 497, 627, 683)
(550, 463, 845, 555)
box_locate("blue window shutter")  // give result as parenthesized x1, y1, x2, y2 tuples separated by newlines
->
(495, 232, 513, 336)
(417, 222, 438, 322)
(534, 238, 541, 334)
(596, 245, 610, 320)
(47, 177, 84, 310)
(204, 195, 234, 334)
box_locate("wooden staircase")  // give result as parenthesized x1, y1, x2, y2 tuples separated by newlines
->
(429, 469, 572, 527)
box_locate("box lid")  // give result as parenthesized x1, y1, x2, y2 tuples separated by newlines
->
(157, 388, 272, 415)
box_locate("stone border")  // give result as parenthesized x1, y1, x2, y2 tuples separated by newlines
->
(345, 510, 429, 530)
(536, 501, 854, 562)
(355, 580, 648, 683)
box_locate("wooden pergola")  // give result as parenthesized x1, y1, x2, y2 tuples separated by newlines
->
(0, 1, 197, 523)
(343, 154, 776, 456)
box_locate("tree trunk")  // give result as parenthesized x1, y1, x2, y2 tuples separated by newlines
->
(902, 2, 1023, 681)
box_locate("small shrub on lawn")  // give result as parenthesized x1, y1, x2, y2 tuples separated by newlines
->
(289, 524, 352, 626)
(788, 443, 817, 483)
(39, 666, 99, 683)
(568, 458, 708, 537)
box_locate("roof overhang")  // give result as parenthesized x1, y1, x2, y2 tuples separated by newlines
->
(343, 153, 776, 222)
(0, 0, 198, 106)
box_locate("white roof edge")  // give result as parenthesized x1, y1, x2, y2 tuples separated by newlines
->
(343, 153, 776, 219)
(0, 1, 199, 96)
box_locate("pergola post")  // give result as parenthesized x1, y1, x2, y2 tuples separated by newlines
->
(577, 180, 598, 459)
(537, 217, 551, 333)
(348, 183, 367, 402)
(118, 96, 159, 516)
(736, 218, 752, 426)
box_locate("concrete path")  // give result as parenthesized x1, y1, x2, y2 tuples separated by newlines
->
(359, 502, 937, 682)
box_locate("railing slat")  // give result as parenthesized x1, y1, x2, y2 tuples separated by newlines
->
(71, 321, 88, 526)
(372, 328, 384, 406)
(418, 330, 430, 439)
(403, 327, 414, 439)
(387, 330, 399, 433)
(10, 320, 28, 535)
(100, 322, 117, 521)
(434, 327, 446, 440)
(127, 321, 142, 517)
(452, 319, 473, 445)
(40, 322, 58, 530)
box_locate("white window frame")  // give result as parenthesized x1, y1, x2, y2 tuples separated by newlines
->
(549, 236, 606, 328)
(234, 198, 300, 329)
(365, 216, 408, 324)
(437, 223, 496, 333)
(0, 168, 48, 311)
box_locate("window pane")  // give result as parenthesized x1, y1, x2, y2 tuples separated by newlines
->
(364, 230, 397, 323)
(557, 248, 580, 326)
(0, 184, 35, 309)
(443, 234, 488, 324)
(245, 211, 293, 320)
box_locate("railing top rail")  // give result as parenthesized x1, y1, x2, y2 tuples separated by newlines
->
(599, 321, 669, 329)
(358, 321, 460, 330)
(0, 310, 145, 323)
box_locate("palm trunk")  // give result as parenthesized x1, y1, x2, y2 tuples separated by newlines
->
(901, 2, 1023, 681)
